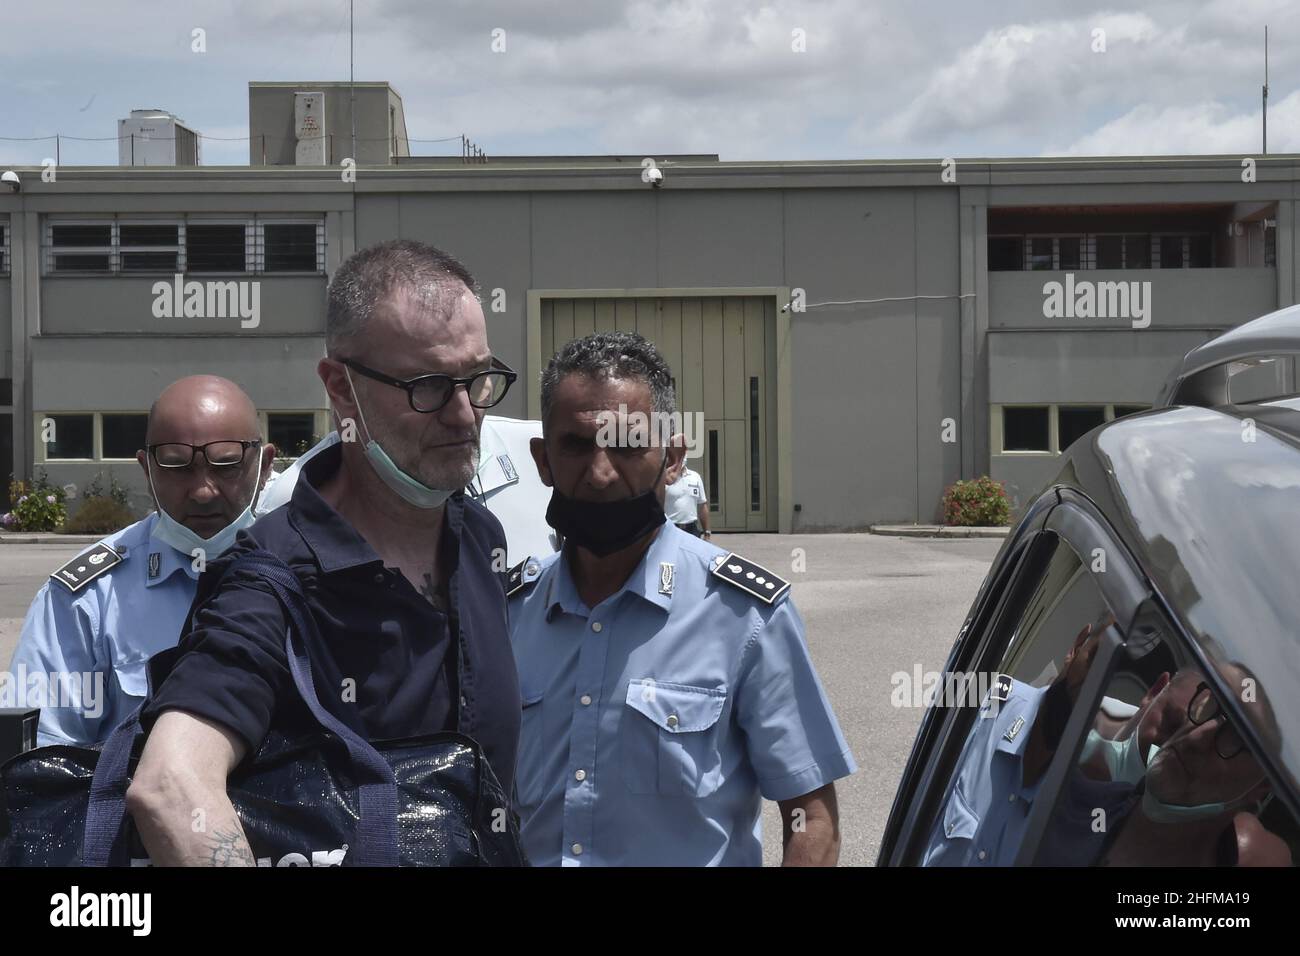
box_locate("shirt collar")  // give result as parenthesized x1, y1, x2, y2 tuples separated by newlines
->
(142, 512, 200, 588)
(287, 440, 466, 574)
(545, 521, 681, 619)
(472, 421, 520, 495)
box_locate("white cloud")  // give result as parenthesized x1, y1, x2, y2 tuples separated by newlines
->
(1055, 88, 1300, 155)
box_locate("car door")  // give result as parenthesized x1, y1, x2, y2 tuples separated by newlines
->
(879, 489, 1150, 866)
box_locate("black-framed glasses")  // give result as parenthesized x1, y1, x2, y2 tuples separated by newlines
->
(149, 440, 262, 469)
(341, 356, 516, 413)
(1187, 682, 1248, 760)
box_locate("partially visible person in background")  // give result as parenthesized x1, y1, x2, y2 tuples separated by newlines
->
(663, 463, 710, 539)
(8, 376, 274, 746)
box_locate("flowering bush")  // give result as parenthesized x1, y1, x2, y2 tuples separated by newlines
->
(7, 470, 68, 532)
(942, 476, 1011, 527)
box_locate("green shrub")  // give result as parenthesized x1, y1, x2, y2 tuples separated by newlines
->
(5, 470, 68, 532)
(83, 469, 132, 509)
(942, 476, 1011, 527)
(63, 496, 137, 535)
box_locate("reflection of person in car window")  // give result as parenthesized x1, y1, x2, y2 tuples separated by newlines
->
(1097, 664, 1280, 866)
(922, 622, 1101, 867)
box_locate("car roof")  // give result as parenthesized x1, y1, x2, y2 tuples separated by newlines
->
(1054, 397, 1300, 795)
(1157, 301, 1300, 407)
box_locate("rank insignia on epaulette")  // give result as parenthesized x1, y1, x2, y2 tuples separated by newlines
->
(506, 557, 543, 598)
(709, 552, 790, 604)
(50, 543, 123, 593)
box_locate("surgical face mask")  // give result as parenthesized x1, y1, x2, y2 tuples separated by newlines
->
(546, 450, 668, 557)
(1079, 729, 1148, 785)
(346, 367, 456, 510)
(148, 454, 262, 561)
(1140, 742, 1261, 824)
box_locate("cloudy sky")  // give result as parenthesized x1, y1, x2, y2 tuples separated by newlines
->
(1, 0, 1298, 166)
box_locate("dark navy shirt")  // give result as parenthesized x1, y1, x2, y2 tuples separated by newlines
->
(143, 441, 520, 794)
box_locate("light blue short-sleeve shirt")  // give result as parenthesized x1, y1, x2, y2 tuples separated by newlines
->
(509, 523, 856, 866)
(6, 513, 200, 747)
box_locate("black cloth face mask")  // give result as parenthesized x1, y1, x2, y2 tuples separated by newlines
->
(545, 451, 669, 557)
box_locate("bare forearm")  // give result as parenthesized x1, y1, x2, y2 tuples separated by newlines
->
(782, 817, 840, 866)
(126, 710, 252, 866)
(130, 777, 254, 866)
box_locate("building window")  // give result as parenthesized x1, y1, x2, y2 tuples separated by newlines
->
(101, 413, 148, 459)
(1058, 236, 1082, 270)
(266, 412, 318, 457)
(43, 217, 325, 275)
(185, 223, 249, 273)
(119, 223, 181, 273)
(1095, 235, 1123, 269)
(48, 222, 114, 273)
(260, 222, 321, 273)
(988, 236, 1023, 271)
(1002, 406, 1051, 452)
(1124, 235, 1151, 269)
(0, 222, 9, 275)
(43, 414, 95, 460)
(1188, 234, 1212, 267)
(1057, 406, 1107, 451)
(1027, 237, 1054, 271)
(1264, 224, 1277, 268)
(1158, 235, 1185, 269)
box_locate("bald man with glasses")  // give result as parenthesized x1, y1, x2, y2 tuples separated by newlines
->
(8, 375, 275, 748)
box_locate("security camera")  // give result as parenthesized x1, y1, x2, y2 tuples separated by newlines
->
(646, 166, 663, 187)
(1, 170, 18, 193)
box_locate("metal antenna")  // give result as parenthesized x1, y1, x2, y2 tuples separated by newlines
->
(1263, 25, 1269, 154)
(350, 0, 356, 163)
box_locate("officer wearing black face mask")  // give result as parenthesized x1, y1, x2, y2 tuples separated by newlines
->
(504, 331, 856, 867)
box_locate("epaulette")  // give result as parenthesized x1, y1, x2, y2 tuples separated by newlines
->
(506, 557, 544, 598)
(50, 543, 124, 593)
(709, 552, 791, 605)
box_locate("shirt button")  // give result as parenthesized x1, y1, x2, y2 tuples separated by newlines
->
(591, 622, 603, 633)
(1008, 794, 1016, 803)
(978, 850, 987, 861)
(574, 769, 587, 782)
(460, 695, 467, 708)
(666, 714, 679, 729)
(580, 694, 592, 706)
(373, 573, 385, 584)
(947, 822, 955, 835)
(571, 843, 583, 856)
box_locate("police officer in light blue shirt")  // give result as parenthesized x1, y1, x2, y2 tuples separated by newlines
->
(8, 375, 274, 747)
(508, 331, 855, 866)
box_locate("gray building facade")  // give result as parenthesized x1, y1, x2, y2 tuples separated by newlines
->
(2, 87, 1296, 531)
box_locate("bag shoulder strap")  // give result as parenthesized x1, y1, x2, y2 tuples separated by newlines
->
(223, 549, 398, 867)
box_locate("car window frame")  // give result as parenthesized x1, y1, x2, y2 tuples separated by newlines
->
(882, 488, 1151, 865)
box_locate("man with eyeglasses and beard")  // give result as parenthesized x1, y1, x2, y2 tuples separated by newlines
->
(126, 240, 522, 866)
(8, 375, 275, 748)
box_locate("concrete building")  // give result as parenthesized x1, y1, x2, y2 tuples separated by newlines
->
(1, 82, 1295, 532)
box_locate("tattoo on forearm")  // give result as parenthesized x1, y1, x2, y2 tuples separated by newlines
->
(420, 572, 445, 610)
(207, 825, 255, 867)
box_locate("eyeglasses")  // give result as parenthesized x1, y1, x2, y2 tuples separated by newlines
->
(149, 440, 262, 469)
(341, 356, 516, 413)
(1187, 682, 1248, 760)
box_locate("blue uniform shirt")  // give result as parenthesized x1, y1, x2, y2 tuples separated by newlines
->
(8, 513, 199, 747)
(509, 523, 856, 866)
(922, 679, 1048, 866)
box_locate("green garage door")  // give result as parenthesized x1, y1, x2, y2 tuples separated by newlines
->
(541, 296, 777, 532)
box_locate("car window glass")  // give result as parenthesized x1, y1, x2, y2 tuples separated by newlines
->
(1032, 645, 1298, 867)
(920, 540, 1113, 866)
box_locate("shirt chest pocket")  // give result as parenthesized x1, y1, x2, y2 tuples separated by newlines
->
(621, 679, 727, 798)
